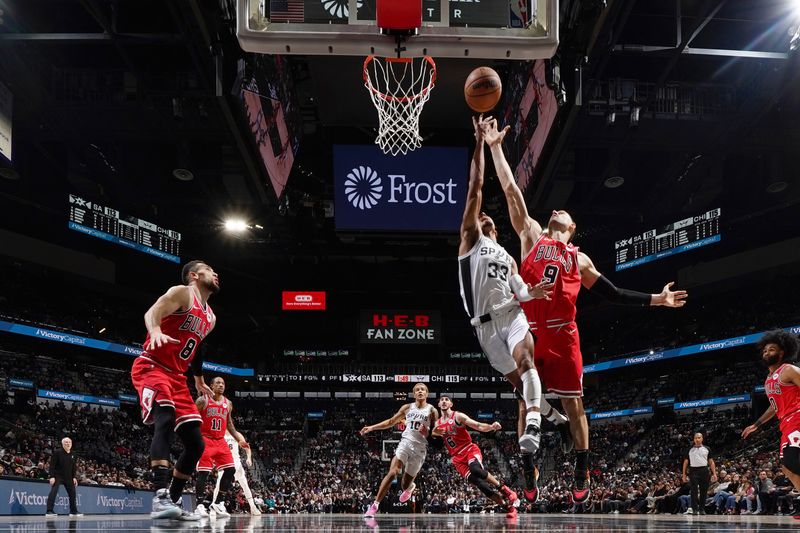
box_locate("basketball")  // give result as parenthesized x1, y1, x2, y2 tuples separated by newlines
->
(464, 67, 502, 113)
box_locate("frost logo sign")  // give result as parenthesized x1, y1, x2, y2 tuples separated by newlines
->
(334, 145, 467, 231)
(344, 166, 382, 210)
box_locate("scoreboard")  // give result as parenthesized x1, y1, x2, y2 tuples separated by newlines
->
(68, 194, 181, 263)
(615, 208, 721, 271)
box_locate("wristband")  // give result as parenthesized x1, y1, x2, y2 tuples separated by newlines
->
(509, 274, 533, 302)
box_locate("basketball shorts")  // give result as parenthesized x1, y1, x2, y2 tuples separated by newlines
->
(475, 307, 530, 376)
(452, 443, 484, 479)
(131, 357, 202, 429)
(531, 320, 583, 398)
(197, 437, 236, 472)
(779, 412, 800, 459)
(394, 438, 427, 477)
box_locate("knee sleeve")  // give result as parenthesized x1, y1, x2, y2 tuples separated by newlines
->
(468, 460, 488, 480)
(150, 404, 176, 461)
(784, 446, 800, 475)
(174, 422, 204, 475)
(467, 474, 496, 498)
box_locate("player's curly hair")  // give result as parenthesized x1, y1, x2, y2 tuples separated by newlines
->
(756, 329, 800, 363)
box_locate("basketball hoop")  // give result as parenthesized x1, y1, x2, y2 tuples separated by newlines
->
(363, 55, 437, 156)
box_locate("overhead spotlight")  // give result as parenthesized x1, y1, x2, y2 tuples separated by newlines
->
(172, 168, 194, 181)
(254, 224, 264, 229)
(224, 219, 248, 232)
(98, 327, 107, 334)
(605, 110, 616, 126)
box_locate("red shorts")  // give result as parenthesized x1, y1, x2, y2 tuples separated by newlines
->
(779, 413, 800, 458)
(197, 437, 235, 472)
(532, 321, 583, 398)
(451, 443, 483, 479)
(131, 357, 202, 430)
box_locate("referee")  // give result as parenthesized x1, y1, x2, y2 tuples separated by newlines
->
(681, 432, 717, 515)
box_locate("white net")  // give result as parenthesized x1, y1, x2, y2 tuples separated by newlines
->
(363, 56, 437, 156)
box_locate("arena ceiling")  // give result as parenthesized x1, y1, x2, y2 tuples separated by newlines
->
(1, 0, 799, 278)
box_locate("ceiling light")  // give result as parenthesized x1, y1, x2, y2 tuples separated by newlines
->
(604, 176, 625, 189)
(766, 181, 788, 193)
(224, 219, 248, 232)
(98, 327, 107, 334)
(172, 168, 194, 181)
(0, 167, 20, 180)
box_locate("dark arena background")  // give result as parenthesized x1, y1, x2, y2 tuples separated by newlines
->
(1, 0, 800, 531)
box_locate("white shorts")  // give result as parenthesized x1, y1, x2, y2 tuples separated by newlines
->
(475, 307, 529, 376)
(394, 438, 427, 477)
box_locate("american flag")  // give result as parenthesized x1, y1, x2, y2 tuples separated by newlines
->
(270, 0, 304, 23)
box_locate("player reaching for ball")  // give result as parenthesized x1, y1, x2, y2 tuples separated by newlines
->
(432, 395, 518, 518)
(478, 117, 688, 505)
(458, 114, 569, 479)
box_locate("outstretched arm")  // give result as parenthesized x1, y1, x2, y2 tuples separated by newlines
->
(578, 251, 688, 307)
(482, 119, 542, 254)
(459, 116, 486, 255)
(360, 404, 409, 435)
(144, 285, 192, 350)
(457, 412, 501, 433)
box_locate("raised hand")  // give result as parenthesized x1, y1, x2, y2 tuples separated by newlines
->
(655, 282, 687, 308)
(480, 117, 510, 147)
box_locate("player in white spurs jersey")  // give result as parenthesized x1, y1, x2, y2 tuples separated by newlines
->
(360, 383, 438, 517)
(212, 430, 261, 515)
(458, 116, 564, 468)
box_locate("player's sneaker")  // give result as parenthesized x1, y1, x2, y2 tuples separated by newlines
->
(557, 422, 573, 453)
(209, 502, 230, 518)
(500, 485, 518, 507)
(399, 482, 415, 503)
(174, 502, 201, 522)
(151, 489, 182, 520)
(522, 464, 540, 503)
(194, 504, 209, 517)
(249, 505, 262, 516)
(571, 472, 591, 505)
(518, 422, 541, 454)
(363, 502, 379, 517)
(683, 508, 694, 515)
(45, 512, 57, 517)
(68, 513, 84, 517)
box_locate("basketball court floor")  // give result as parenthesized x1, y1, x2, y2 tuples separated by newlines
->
(2, 513, 798, 532)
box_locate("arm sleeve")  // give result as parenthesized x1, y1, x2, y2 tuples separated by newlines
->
(589, 275, 651, 306)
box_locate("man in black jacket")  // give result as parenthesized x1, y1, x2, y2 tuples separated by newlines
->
(45, 437, 81, 516)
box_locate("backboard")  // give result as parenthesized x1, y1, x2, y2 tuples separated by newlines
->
(237, 0, 558, 59)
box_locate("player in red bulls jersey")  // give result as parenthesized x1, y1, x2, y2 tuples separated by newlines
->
(194, 376, 249, 518)
(480, 119, 688, 505)
(130, 260, 218, 520)
(742, 330, 800, 519)
(432, 395, 518, 518)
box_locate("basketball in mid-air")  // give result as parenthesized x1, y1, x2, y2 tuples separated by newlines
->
(464, 67, 502, 113)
